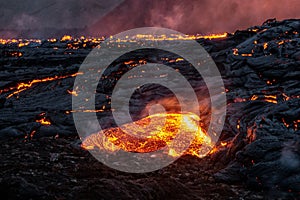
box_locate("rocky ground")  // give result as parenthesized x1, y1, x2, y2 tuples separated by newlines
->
(0, 19, 300, 199)
(0, 136, 265, 200)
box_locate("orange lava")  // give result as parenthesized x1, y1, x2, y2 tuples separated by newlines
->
(35, 112, 51, 126)
(61, 35, 72, 41)
(1, 72, 82, 99)
(119, 33, 228, 41)
(82, 112, 213, 158)
(36, 118, 51, 126)
(67, 90, 78, 96)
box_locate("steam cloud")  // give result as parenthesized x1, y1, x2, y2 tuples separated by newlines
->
(0, 0, 299, 38)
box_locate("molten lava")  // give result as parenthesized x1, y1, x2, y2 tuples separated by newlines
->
(36, 118, 51, 126)
(61, 35, 72, 41)
(35, 112, 51, 126)
(82, 112, 212, 158)
(0, 72, 82, 99)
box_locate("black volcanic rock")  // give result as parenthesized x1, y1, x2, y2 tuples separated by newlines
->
(210, 19, 300, 194)
(0, 19, 300, 198)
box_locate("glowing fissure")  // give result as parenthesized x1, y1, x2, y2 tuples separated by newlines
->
(1, 72, 82, 99)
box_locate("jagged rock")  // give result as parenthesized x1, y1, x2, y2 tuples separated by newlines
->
(0, 18, 300, 197)
(0, 176, 48, 199)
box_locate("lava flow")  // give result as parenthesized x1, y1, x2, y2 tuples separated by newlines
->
(82, 112, 213, 158)
(0, 72, 82, 99)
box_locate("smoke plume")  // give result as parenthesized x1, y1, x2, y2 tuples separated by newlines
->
(0, 0, 299, 38)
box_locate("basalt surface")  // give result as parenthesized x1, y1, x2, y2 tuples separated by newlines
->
(0, 19, 300, 199)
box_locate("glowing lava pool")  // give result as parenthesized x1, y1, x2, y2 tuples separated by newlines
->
(82, 112, 213, 158)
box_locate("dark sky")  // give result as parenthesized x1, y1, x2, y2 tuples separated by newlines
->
(0, 0, 299, 38)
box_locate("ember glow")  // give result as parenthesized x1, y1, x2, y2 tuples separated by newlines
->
(36, 112, 51, 126)
(134, 33, 228, 40)
(67, 90, 78, 96)
(0, 33, 228, 51)
(281, 118, 300, 131)
(0, 39, 42, 46)
(36, 118, 51, 126)
(0, 72, 82, 99)
(82, 112, 213, 158)
(108, 33, 228, 43)
(61, 35, 72, 41)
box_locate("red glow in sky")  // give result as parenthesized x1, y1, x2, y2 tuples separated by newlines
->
(0, 0, 299, 38)
(90, 0, 300, 35)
